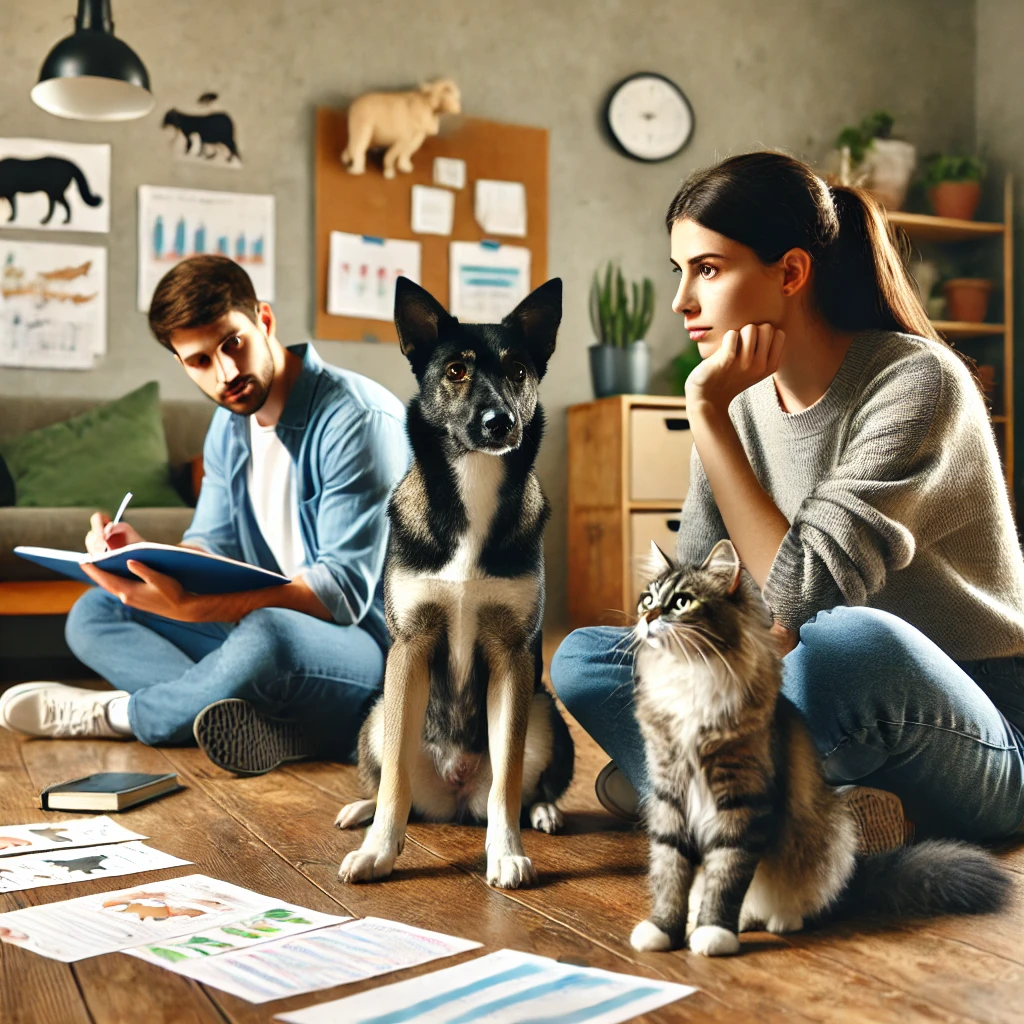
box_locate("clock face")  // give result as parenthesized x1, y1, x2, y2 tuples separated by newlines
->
(606, 74, 694, 162)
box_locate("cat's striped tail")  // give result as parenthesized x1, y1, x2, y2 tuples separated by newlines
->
(837, 840, 1012, 918)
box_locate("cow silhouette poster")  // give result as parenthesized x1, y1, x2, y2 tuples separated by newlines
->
(0, 139, 110, 233)
(137, 186, 274, 311)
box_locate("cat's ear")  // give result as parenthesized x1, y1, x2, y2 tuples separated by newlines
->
(701, 539, 742, 595)
(503, 278, 562, 376)
(394, 277, 454, 366)
(647, 540, 673, 576)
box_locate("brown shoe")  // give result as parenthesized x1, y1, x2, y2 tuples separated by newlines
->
(836, 785, 915, 857)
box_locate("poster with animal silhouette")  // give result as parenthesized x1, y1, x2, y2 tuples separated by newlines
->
(137, 185, 274, 311)
(0, 138, 110, 233)
(0, 873, 333, 963)
(0, 240, 107, 369)
(0, 841, 188, 894)
(161, 93, 241, 167)
(0, 816, 144, 856)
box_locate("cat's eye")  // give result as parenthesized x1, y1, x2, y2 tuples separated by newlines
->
(672, 595, 699, 614)
(508, 362, 527, 382)
(638, 592, 655, 612)
(445, 362, 468, 382)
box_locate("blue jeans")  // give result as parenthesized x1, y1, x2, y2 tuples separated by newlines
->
(65, 587, 385, 759)
(550, 606, 1024, 842)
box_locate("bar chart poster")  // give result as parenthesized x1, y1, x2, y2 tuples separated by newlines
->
(137, 186, 275, 311)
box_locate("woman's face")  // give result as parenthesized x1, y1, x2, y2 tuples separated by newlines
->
(670, 218, 787, 359)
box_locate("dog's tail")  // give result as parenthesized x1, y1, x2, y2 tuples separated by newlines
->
(71, 165, 102, 207)
(828, 840, 1011, 920)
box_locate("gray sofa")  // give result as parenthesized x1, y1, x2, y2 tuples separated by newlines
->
(0, 396, 215, 583)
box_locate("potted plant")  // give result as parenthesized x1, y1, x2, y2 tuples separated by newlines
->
(939, 247, 995, 324)
(589, 263, 654, 396)
(831, 111, 916, 210)
(921, 153, 986, 221)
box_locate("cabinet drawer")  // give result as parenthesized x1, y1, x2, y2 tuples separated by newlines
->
(630, 512, 682, 605)
(629, 409, 693, 501)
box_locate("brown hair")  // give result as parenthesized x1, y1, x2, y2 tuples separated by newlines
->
(665, 150, 942, 343)
(148, 254, 259, 351)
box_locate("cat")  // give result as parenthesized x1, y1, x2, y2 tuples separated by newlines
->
(162, 109, 241, 162)
(0, 157, 102, 225)
(628, 539, 1011, 957)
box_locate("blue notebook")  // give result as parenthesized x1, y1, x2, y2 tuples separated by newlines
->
(14, 543, 290, 594)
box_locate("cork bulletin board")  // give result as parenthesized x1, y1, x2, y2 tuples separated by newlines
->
(314, 108, 549, 343)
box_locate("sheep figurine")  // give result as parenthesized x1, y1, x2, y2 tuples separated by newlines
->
(341, 79, 461, 179)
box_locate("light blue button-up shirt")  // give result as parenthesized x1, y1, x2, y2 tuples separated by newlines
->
(183, 342, 408, 651)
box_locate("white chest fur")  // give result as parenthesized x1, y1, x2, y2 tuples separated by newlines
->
(437, 452, 505, 582)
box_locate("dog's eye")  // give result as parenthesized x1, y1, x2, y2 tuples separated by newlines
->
(445, 362, 468, 382)
(508, 362, 527, 383)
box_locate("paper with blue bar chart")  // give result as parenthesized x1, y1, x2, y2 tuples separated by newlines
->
(449, 241, 531, 324)
(137, 185, 275, 311)
(276, 948, 696, 1024)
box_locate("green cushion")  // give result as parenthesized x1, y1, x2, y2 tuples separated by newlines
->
(0, 382, 186, 511)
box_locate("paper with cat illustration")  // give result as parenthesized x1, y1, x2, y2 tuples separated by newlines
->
(0, 841, 189, 894)
(0, 874, 337, 963)
(0, 138, 110, 233)
(0, 816, 145, 856)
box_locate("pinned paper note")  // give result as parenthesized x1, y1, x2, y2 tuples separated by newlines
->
(411, 185, 455, 236)
(449, 241, 531, 323)
(327, 232, 421, 321)
(433, 156, 466, 189)
(474, 179, 527, 237)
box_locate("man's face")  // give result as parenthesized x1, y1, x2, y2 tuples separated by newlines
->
(170, 305, 276, 415)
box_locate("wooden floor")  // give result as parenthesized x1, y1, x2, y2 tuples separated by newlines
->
(1, 647, 1024, 1024)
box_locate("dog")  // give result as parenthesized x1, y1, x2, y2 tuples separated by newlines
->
(336, 276, 574, 889)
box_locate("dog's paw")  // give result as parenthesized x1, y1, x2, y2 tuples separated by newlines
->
(334, 799, 376, 830)
(688, 925, 740, 957)
(766, 912, 804, 935)
(486, 853, 537, 889)
(338, 845, 396, 884)
(529, 802, 564, 834)
(630, 920, 673, 952)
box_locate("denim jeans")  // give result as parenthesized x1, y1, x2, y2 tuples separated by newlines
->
(550, 606, 1024, 841)
(65, 587, 385, 760)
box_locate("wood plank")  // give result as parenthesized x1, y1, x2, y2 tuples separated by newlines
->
(0, 582, 89, 616)
(886, 210, 1004, 242)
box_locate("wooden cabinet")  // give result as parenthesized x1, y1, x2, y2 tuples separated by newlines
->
(567, 394, 690, 629)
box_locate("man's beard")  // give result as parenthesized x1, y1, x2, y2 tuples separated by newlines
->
(217, 366, 273, 415)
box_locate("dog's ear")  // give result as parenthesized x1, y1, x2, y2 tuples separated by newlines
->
(503, 278, 561, 376)
(394, 277, 453, 364)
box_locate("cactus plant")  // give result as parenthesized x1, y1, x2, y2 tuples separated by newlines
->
(589, 262, 654, 347)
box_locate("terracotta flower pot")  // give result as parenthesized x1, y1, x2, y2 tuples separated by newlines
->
(927, 181, 982, 221)
(943, 278, 993, 323)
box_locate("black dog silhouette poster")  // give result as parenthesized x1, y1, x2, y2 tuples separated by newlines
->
(0, 138, 110, 233)
(162, 94, 241, 167)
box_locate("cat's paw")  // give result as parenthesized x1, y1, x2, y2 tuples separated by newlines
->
(338, 843, 396, 884)
(766, 912, 804, 934)
(486, 853, 537, 889)
(334, 799, 377, 830)
(630, 920, 673, 952)
(529, 802, 564, 834)
(688, 925, 740, 957)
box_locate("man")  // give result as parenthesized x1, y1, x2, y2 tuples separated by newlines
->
(0, 255, 408, 775)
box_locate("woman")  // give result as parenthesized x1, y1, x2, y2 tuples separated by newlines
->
(552, 151, 1024, 846)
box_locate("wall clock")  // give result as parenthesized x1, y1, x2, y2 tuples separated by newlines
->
(604, 73, 694, 162)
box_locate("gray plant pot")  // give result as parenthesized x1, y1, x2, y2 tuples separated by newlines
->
(625, 340, 650, 395)
(589, 344, 626, 398)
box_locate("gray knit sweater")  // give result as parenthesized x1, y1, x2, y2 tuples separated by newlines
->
(675, 329, 1024, 661)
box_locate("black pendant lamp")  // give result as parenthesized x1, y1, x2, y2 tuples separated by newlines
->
(31, 0, 154, 121)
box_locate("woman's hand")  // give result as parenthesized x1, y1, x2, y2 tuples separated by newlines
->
(685, 322, 785, 413)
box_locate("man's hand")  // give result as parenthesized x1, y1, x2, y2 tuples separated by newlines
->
(81, 560, 198, 621)
(85, 512, 144, 555)
(685, 322, 786, 413)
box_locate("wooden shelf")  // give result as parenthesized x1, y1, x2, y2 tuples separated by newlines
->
(0, 581, 89, 616)
(992, 415, 1008, 424)
(628, 500, 684, 512)
(887, 210, 1005, 242)
(932, 320, 1006, 339)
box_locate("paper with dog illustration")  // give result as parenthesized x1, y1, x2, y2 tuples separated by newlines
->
(0, 873, 329, 962)
(277, 948, 696, 1024)
(139, 917, 479, 1004)
(0, 841, 188, 894)
(0, 816, 145, 856)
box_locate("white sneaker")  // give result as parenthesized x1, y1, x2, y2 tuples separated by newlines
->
(0, 683, 128, 739)
(595, 760, 641, 822)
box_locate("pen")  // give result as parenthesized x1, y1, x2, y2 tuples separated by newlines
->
(105, 491, 133, 552)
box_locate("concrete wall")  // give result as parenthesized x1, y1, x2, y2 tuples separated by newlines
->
(0, 0, 978, 625)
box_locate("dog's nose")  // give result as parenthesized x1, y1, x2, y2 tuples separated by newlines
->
(481, 409, 515, 439)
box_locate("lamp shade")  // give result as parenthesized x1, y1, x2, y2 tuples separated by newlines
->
(31, 0, 154, 121)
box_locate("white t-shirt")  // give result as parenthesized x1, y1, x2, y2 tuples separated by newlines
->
(247, 419, 307, 579)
